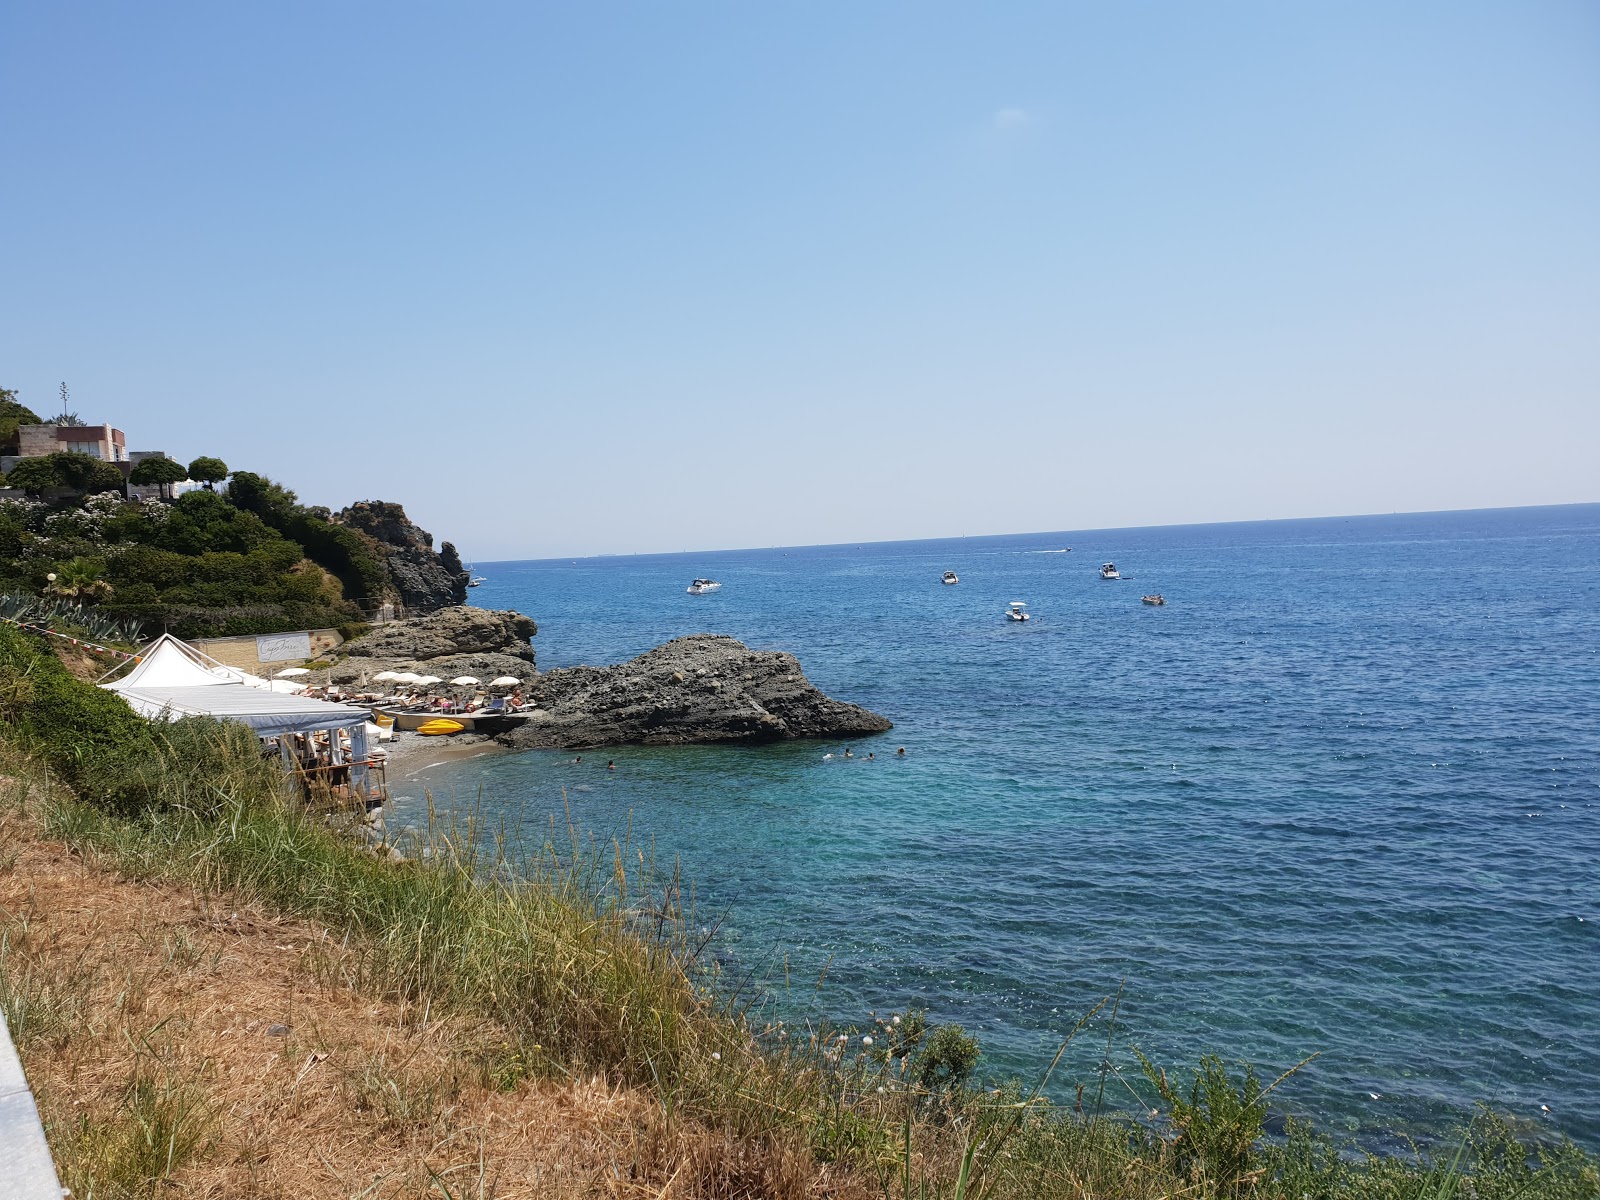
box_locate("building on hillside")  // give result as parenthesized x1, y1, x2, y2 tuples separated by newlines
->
(16, 422, 128, 462)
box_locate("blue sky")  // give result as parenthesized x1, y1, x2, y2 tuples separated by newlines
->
(3, 2, 1596, 559)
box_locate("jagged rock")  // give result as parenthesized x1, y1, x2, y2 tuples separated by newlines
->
(335, 501, 468, 610)
(497, 634, 891, 750)
(343, 606, 535, 663)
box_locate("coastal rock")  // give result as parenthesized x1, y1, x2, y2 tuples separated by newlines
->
(343, 606, 536, 664)
(330, 606, 536, 684)
(497, 634, 891, 751)
(334, 501, 469, 610)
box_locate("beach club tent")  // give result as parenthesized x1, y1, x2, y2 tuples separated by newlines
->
(100, 634, 377, 789)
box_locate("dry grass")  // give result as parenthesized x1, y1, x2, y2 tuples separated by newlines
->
(0, 802, 869, 1199)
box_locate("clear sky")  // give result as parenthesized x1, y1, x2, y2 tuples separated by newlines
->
(3, 2, 1596, 560)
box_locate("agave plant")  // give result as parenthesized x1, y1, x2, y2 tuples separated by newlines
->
(0, 590, 144, 645)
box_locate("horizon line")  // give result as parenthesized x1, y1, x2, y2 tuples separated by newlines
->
(476, 499, 1600, 567)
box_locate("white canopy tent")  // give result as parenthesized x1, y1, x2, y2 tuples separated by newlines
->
(100, 634, 377, 791)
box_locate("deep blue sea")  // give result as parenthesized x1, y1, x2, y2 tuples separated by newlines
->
(393, 505, 1600, 1149)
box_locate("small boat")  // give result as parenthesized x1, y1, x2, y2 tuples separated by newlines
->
(942, 571, 960, 585)
(687, 578, 722, 595)
(1141, 594, 1166, 606)
(1005, 601, 1030, 622)
(467, 576, 487, 587)
(1099, 562, 1121, 580)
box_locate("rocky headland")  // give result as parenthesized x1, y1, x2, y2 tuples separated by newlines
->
(334, 500, 471, 611)
(334, 609, 891, 749)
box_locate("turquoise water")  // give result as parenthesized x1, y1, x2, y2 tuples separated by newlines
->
(394, 505, 1600, 1148)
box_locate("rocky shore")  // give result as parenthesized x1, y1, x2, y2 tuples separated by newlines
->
(334, 608, 891, 750)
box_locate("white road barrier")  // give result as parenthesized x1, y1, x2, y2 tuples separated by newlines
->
(0, 1011, 65, 1198)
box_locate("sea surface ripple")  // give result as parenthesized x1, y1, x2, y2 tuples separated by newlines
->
(394, 505, 1600, 1149)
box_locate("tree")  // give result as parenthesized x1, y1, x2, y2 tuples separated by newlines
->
(3, 457, 63, 495)
(48, 451, 124, 495)
(0, 389, 41, 454)
(187, 456, 229, 490)
(129, 456, 189, 500)
(225, 471, 299, 526)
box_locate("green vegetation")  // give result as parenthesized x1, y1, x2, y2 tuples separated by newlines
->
(127, 455, 187, 499)
(0, 403, 394, 637)
(1, 622, 1594, 1198)
(0, 388, 42, 453)
(185, 455, 228, 489)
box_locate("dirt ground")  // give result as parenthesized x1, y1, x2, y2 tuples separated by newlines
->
(0, 807, 857, 1199)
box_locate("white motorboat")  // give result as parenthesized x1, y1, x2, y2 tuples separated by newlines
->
(687, 578, 722, 595)
(467, 576, 487, 587)
(1099, 562, 1121, 580)
(942, 571, 960, 585)
(1005, 601, 1030, 622)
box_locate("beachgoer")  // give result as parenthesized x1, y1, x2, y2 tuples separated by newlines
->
(607, 760, 615, 771)
(844, 748, 853, 758)
(896, 747, 906, 756)
(867, 752, 875, 760)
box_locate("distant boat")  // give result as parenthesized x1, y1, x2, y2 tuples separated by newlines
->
(687, 578, 722, 595)
(467, 576, 487, 587)
(1006, 601, 1030, 622)
(1141, 594, 1166, 606)
(1099, 562, 1121, 580)
(942, 571, 960, 585)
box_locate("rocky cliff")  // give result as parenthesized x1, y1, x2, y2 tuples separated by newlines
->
(497, 634, 892, 750)
(334, 501, 468, 611)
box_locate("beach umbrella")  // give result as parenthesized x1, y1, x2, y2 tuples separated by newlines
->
(489, 676, 521, 687)
(275, 666, 311, 677)
(373, 670, 399, 682)
(449, 676, 480, 686)
(393, 672, 423, 684)
(415, 675, 443, 686)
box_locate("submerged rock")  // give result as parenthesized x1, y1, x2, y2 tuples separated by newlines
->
(498, 634, 891, 750)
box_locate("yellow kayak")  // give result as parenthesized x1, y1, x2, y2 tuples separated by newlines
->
(416, 718, 464, 736)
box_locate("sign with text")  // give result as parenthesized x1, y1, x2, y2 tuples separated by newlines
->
(256, 632, 312, 663)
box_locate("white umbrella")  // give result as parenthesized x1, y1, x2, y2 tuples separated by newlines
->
(373, 670, 400, 682)
(450, 676, 480, 686)
(415, 675, 443, 686)
(393, 672, 424, 684)
(490, 676, 521, 687)
(275, 666, 311, 678)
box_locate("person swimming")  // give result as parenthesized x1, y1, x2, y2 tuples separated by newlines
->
(867, 752, 876, 760)
(843, 748, 853, 758)
(896, 746, 906, 756)
(607, 760, 615, 770)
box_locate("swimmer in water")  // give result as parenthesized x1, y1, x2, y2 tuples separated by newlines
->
(843, 748, 853, 758)
(607, 760, 615, 770)
(867, 752, 875, 760)
(896, 746, 906, 756)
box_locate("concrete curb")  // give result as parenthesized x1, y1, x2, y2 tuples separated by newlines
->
(0, 1011, 65, 1198)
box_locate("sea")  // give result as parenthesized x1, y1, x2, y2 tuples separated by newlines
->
(390, 504, 1600, 1150)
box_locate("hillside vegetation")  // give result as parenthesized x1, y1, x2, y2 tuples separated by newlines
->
(0, 392, 459, 639)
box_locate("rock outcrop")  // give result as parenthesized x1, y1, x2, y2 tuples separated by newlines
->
(334, 501, 468, 611)
(497, 634, 891, 750)
(331, 606, 536, 684)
